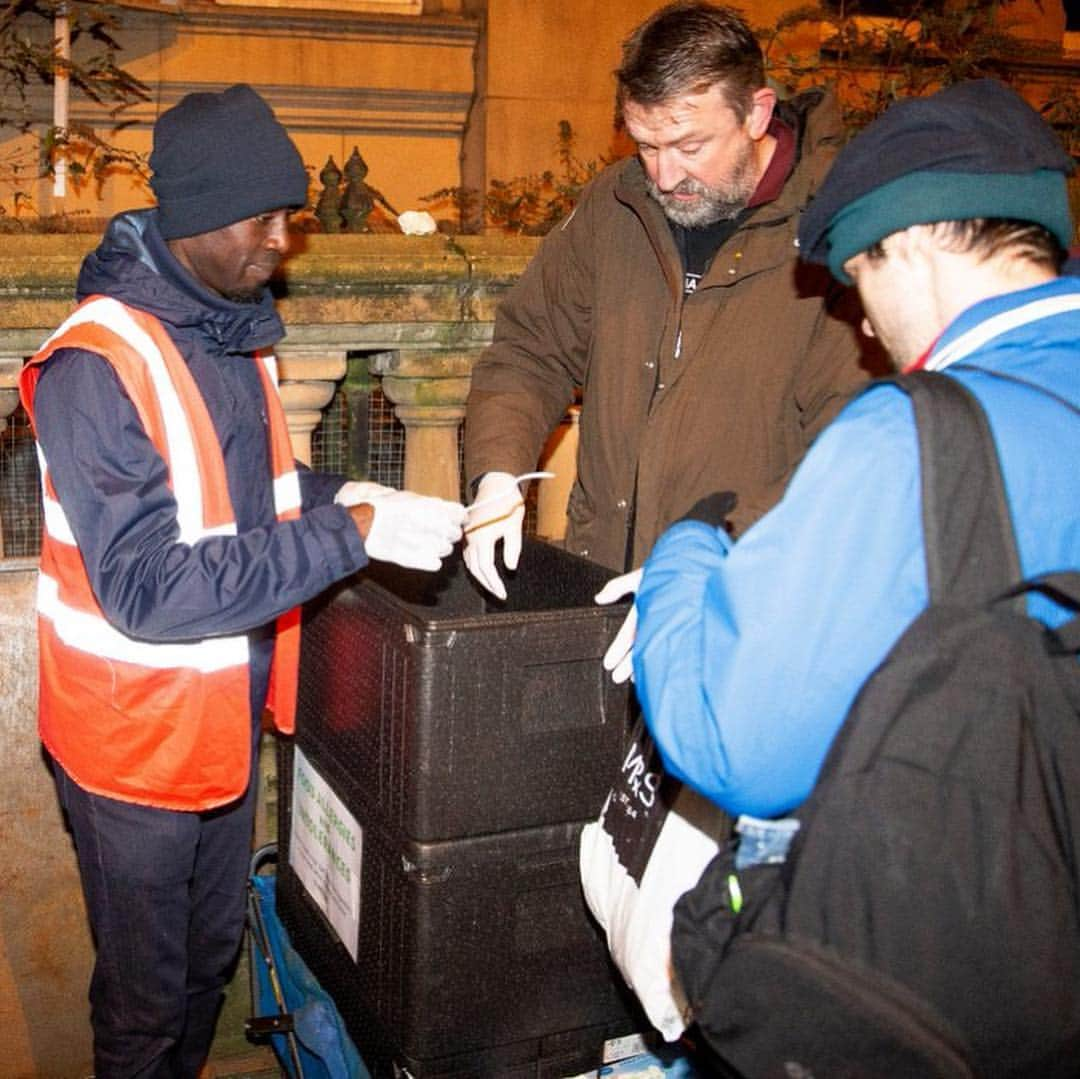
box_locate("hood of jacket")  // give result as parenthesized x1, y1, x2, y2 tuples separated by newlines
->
(76, 208, 287, 356)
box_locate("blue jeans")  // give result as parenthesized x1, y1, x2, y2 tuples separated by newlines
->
(53, 756, 258, 1079)
(733, 814, 801, 870)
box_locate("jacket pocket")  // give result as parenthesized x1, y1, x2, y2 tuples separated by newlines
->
(671, 842, 782, 1009)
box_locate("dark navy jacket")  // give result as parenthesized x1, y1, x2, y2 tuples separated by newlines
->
(33, 209, 368, 720)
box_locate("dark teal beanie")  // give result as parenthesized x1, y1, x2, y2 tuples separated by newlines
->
(824, 168, 1073, 282)
(798, 79, 1075, 282)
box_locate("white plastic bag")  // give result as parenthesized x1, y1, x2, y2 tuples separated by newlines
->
(579, 721, 729, 1041)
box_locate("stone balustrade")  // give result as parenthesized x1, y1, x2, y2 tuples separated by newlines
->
(0, 231, 545, 526)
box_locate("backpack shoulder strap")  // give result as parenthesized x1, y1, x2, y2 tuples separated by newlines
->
(877, 371, 1022, 608)
(939, 367, 1080, 634)
(1006, 572, 1080, 654)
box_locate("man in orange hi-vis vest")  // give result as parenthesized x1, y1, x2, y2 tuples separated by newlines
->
(19, 84, 466, 1079)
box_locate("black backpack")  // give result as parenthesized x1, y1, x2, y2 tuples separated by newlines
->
(671, 371, 1080, 1079)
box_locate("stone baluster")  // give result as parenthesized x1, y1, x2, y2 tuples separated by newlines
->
(369, 349, 477, 501)
(0, 356, 21, 427)
(275, 347, 348, 466)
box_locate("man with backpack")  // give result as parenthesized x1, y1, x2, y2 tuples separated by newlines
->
(633, 76, 1078, 819)
(629, 76, 1080, 1075)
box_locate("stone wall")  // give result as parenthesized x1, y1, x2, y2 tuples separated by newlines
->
(3, 0, 1075, 233)
(0, 562, 97, 1078)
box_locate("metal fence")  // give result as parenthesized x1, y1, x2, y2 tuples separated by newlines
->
(1, 406, 41, 558)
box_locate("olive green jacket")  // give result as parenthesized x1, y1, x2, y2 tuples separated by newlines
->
(465, 89, 870, 571)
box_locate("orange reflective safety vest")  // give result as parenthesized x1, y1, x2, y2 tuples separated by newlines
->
(19, 295, 302, 811)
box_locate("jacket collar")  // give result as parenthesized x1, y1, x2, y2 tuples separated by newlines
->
(76, 209, 287, 356)
(928, 276, 1080, 371)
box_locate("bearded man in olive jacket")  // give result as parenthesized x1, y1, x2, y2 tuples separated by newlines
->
(463, 1, 868, 642)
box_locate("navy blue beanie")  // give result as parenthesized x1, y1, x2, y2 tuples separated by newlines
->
(798, 79, 1075, 282)
(150, 84, 309, 240)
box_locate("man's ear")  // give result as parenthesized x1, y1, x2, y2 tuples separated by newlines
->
(746, 86, 777, 140)
(884, 225, 934, 269)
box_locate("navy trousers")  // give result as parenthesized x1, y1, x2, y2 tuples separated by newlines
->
(54, 757, 258, 1079)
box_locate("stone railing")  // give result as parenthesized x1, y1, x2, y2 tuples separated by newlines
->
(0, 231, 557, 543)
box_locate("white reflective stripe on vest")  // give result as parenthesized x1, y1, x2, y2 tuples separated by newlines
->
(42, 490, 76, 546)
(36, 445, 77, 547)
(258, 351, 301, 517)
(259, 351, 280, 386)
(275, 470, 302, 516)
(39, 445, 236, 546)
(46, 297, 219, 546)
(38, 572, 249, 671)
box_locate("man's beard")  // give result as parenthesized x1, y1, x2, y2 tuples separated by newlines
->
(646, 144, 758, 228)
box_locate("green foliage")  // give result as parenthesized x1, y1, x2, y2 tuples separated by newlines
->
(424, 119, 620, 235)
(1040, 80, 1080, 157)
(757, 1, 1074, 137)
(0, 0, 150, 210)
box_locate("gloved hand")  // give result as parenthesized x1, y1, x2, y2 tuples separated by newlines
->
(463, 471, 525, 601)
(362, 490, 467, 572)
(334, 480, 396, 507)
(594, 567, 644, 684)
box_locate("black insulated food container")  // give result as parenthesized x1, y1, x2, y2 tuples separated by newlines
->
(290, 538, 633, 843)
(276, 539, 643, 1077)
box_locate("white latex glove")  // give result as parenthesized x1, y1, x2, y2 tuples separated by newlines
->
(595, 568, 644, 684)
(334, 480, 396, 507)
(363, 490, 467, 572)
(463, 471, 525, 601)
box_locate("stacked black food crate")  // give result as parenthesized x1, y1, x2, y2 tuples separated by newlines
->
(276, 539, 645, 1077)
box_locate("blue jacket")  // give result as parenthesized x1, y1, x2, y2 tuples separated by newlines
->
(33, 209, 369, 721)
(634, 275, 1080, 818)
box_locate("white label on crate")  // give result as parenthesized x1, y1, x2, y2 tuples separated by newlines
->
(602, 1032, 650, 1063)
(289, 747, 363, 961)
